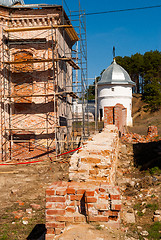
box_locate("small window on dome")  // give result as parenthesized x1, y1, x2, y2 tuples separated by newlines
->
(112, 88, 114, 91)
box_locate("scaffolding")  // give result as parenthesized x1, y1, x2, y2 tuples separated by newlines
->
(0, 1, 88, 162)
(70, 1, 89, 140)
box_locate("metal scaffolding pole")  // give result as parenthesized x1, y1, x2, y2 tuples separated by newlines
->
(0, 2, 87, 162)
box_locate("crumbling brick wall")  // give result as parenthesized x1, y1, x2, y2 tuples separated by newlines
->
(69, 125, 119, 184)
(46, 182, 121, 239)
(46, 125, 121, 239)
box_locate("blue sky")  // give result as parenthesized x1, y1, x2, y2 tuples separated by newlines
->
(25, 0, 161, 84)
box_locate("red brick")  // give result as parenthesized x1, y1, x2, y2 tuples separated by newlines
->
(111, 204, 121, 211)
(46, 222, 65, 228)
(46, 196, 66, 202)
(74, 215, 86, 222)
(46, 209, 65, 215)
(46, 234, 55, 240)
(110, 195, 120, 200)
(56, 189, 66, 196)
(55, 203, 66, 209)
(70, 195, 82, 201)
(95, 188, 99, 194)
(89, 216, 108, 222)
(106, 195, 109, 200)
(87, 203, 94, 209)
(69, 201, 75, 206)
(76, 189, 85, 194)
(99, 188, 106, 192)
(95, 204, 109, 210)
(67, 188, 75, 194)
(55, 216, 74, 222)
(46, 190, 55, 196)
(66, 207, 75, 213)
(46, 229, 55, 234)
(86, 191, 95, 196)
(86, 197, 97, 203)
(46, 216, 56, 222)
(46, 203, 53, 209)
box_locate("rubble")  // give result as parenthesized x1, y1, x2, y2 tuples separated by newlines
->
(121, 126, 160, 143)
(153, 210, 161, 222)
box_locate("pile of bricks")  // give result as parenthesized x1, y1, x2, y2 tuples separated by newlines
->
(122, 126, 160, 144)
(46, 181, 121, 239)
(147, 126, 158, 137)
(69, 125, 119, 184)
(46, 125, 121, 239)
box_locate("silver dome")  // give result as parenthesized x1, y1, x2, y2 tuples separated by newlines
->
(0, 0, 24, 7)
(98, 59, 135, 86)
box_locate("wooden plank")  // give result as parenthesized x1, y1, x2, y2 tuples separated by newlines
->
(4, 59, 53, 64)
(6, 91, 78, 98)
(4, 58, 80, 69)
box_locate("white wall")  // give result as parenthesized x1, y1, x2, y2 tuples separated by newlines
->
(98, 85, 133, 126)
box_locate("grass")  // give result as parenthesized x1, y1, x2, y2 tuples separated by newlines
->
(133, 203, 142, 211)
(137, 211, 144, 217)
(149, 167, 161, 175)
(146, 203, 158, 211)
(0, 202, 45, 240)
(147, 222, 161, 239)
(95, 224, 102, 230)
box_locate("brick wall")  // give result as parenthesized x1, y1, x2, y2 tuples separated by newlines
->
(104, 104, 127, 133)
(104, 106, 114, 126)
(114, 104, 127, 133)
(0, 6, 73, 161)
(46, 125, 121, 238)
(69, 125, 119, 184)
(46, 181, 121, 239)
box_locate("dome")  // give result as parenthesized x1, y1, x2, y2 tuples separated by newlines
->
(0, 0, 24, 7)
(98, 59, 135, 86)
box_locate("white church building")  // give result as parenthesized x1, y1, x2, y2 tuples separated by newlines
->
(97, 59, 135, 127)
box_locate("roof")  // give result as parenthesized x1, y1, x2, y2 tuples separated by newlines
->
(98, 59, 135, 86)
(0, 0, 24, 7)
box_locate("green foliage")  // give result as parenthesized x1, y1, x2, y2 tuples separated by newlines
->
(146, 203, 158, 211)
(87, 50, 161, 111)
(149, 166, 161, 175)
(151, 194, 156, 198)
(133, 203, 142, 211)
(95, 224, 102, 230)
(142, 73, 161, 111)
(137, 211, 144, 216)
(147, 222, 161, 239)
(116, 50, 161, 111)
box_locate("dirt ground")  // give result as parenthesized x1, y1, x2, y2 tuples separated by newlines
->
(0, 159, 69, 239)
(0, 140, 161, 240)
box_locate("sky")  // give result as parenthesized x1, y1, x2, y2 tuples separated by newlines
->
(25, 0, 161, 84)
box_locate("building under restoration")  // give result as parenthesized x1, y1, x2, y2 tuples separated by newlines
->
(0, 1, 88, 162)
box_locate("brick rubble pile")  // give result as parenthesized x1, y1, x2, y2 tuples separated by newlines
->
(122, 126, 160, 143)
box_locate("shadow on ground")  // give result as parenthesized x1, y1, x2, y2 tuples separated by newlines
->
(27, 224, 46, 240)
(133, 140, 161, 170)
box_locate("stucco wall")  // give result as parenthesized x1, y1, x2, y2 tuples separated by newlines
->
(98, 85, 133, 126)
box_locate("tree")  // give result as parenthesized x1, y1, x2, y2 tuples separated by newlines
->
(86, 73, 104, 100)
(142, 70, 161, 111)
(86, 50, 161, 111)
